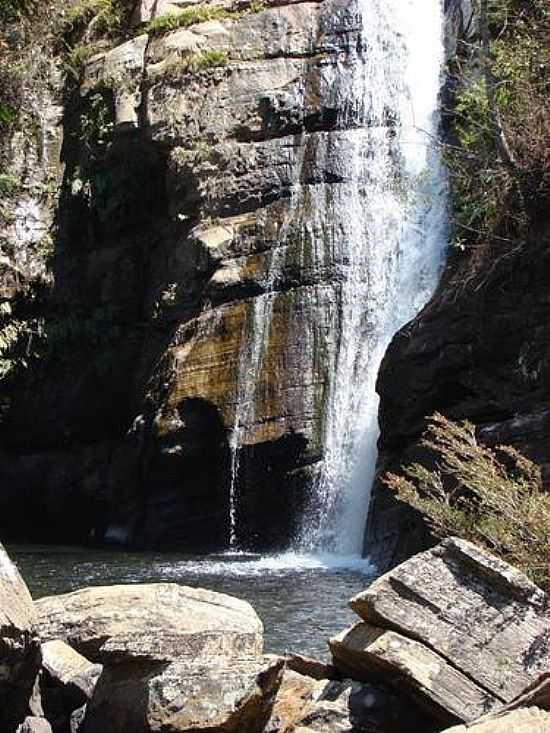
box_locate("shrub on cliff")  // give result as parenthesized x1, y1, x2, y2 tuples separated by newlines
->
(384, 413, 550, 592)
(445, 0, 549, 274)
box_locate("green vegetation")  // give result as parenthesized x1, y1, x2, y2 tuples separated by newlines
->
(0, 301, 42, 380)
(384, 413, 550, 592)
(445, 0, 549, 265)
(62, 0, 128, 38)
(249, 0, 266, 12)
(0, 174, 19, 197)
(65, 43, 102, 79)
(163, 49, 229, 77)
(0, 102, 12, 126)
(144, 6, 234, 35)
(80, 91, 115, 154)
(193, 49, 228, 70)
(0, 44, 25, 132)
(61, 0, 133, 80)
(0, 0, 36, 22)
(0, 303, 122, 381)
(44, 307, 121, 358)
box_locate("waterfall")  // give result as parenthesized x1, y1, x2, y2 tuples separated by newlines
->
(297, 0, 449, 554)
(228, 0, 448, 553)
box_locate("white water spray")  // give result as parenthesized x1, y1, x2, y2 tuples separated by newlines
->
(298, 0, 449, 554)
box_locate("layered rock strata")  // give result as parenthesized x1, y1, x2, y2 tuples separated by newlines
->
(0, 0, 377, 550)
(330, 538, 550, 727)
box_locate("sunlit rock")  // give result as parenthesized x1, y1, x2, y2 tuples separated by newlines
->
(35, 583, 281, 732)
(0, 543, 42, 732)
(350, 538, 550, 704)
(40, 640, 102, 732)
(442, 707, 550, 733)
(330, 622, 499, 725)
(15, 718, 52, 733)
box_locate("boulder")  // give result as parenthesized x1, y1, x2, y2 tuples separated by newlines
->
(330, 622, 499, 725)
(287, 678, 433, 733)
(0, 543, 42, 731)
(35, 583, 263, 663)
(284, 653, 340, 681)
(350, 538, 550, 703)
(263, 669, 325, 732)
(506, 675, 550, 712)
(83, 654, 283, 733)
(16, 718, 52, 733)
(441, 707, 550, 733)
(35, 583, 281, 732)
(40, 640, 101, 732)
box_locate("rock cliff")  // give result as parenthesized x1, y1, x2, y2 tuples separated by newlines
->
(3, 0, 535, 558)
(0, 0, 374, 549)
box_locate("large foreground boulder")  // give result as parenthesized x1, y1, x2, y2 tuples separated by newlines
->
(330, 623, 500, 725)
(349, 538, 550, 703)
(0, 543, 42, 731)
(36, 583, 262, 663)
(330, 538, 550, 728)
(35, 583, 281, 732)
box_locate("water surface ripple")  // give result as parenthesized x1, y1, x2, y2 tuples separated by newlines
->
(11, 546, 375, 658)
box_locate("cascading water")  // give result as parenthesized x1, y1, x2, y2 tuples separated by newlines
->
(228, 0, 449, 556)
(297, 0, 449, 554)
(228, 162, 306, 548)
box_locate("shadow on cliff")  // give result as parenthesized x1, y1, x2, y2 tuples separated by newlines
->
(0, 81, 216, 546)
(129, 397, 232, 551)
(232, 429, 311, 552)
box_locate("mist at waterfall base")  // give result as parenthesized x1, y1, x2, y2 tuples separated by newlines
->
(13, 0, 448, 658)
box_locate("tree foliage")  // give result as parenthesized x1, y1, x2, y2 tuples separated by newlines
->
(384, 413, 550, 592)
(445, 0, 549, 268)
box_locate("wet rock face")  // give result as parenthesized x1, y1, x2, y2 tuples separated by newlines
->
(364, 0, 550, 569)
(0, 0, 368, 550)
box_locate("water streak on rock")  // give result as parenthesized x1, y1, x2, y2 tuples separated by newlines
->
(228, 0, 448, 552)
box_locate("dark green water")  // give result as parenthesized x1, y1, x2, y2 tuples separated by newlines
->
(10, 545, 375, 658)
